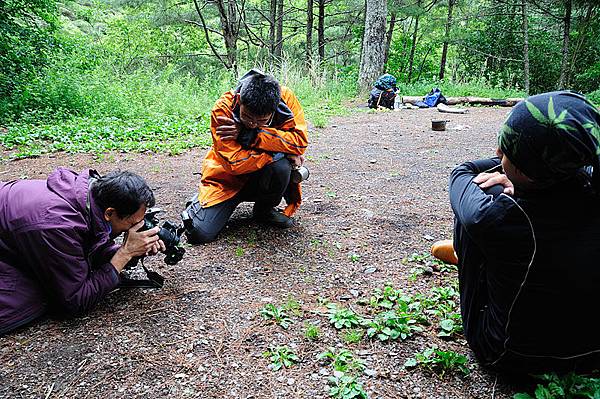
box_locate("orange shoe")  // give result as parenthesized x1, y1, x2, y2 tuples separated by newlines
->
(431, 240, 458, 265)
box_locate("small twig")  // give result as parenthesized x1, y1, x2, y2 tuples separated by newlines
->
(491, 373, 498, 399)
(88, 369, 119, 393)
(44, 382, 55, 399)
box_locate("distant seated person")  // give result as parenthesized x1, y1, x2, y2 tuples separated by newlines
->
(0, 169, 165, 335)
(368, 73, 397, 110)
(438, 91, 600, 374)
(183, 69, 309, 244)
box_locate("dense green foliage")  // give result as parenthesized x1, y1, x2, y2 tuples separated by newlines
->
(0, 0, 598, 159)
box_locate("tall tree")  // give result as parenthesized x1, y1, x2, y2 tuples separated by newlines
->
(406, 4, 420, 82)
(358, 0, 387, 90)
(559, 0, 572, 89)
(270, 0, 277, 56)
(306, 0, 314, 68)
(384, 10, 397, 66)
(192, 0, 240, 74)
(522, 0, 530, 94)
(318, 0, 326, 63)
(274, 0, 284, 58)
(439, 0, 456, 80)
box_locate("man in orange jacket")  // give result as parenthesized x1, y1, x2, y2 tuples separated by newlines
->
(183, 70, 309, 244)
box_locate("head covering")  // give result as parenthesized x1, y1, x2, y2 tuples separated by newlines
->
(498, 91, 600, 188)
(374, 74, 397, 91)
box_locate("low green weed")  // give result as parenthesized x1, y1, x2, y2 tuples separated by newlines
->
(349, 253, 361, 262)
(404, 345, 469, 377)
(513, 372, 600, 399)
(342, 329, 364, 344)
(327, 372, 368, 399)
(283, 295, 303, 317)
(437, 311, 463, 338)
(364, 310, 423, 341)
(260, 303, 292, 329)
(318, 348, 366, 374)
(327, 303, 363, 329)
(263, 346, 299, 371)
(326, 189, 337, 199)
(304, 322, 321, 341)
(2, 115, 211, 159)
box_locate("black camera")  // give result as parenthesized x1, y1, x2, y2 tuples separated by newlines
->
(120, 208, 185, 289)
(139, 208, 186, 266)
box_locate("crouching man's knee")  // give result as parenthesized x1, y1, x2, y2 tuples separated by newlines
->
(182, 195, 233, 244)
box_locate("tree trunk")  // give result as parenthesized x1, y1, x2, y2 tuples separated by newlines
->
(383, 11, 396, 67)
(215, 0, 239, 75)
(306, 0, 314, 69)
(358, 0, 387, 91)
(407, 13, 420, 82)
(274, 0, 284, 59)
(269, 0, 277, 56)
(522, 0, 530, 94)
(318, 0, 325, 63)
(569, 3, 595, 87)
(438, 0, 455, 80)
(558, 0, 572, 89)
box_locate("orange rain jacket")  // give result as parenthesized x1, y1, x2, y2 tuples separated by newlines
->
(198, 86, 309, 216)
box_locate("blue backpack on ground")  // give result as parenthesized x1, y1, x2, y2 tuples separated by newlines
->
(423, 87, 447, 107)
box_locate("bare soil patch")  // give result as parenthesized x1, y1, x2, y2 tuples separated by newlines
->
(0, 107, 524, 398)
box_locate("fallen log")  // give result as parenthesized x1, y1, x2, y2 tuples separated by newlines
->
(401, 96, 523, 107)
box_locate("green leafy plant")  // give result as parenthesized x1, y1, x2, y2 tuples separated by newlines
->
(513, 372, 600, 399)
(327, 372, 368, 399)
(263, 346, 299, 371)
(437, 311, 463, 338)
(326, 189, 337, 198)
(349, 253, 361, 262)
(304, 322, 321, 341)
(260, 303, 292, 329)
(342, 329, 364, 344)
(318, 348, 366, 374)
(327, 303, 363, 329)
(404, 345, 469, 377)
(283, 295, 303, 317)
(368, 285, 401, 310)
(364, 309, 423, 341)
(235, 246, 244, 257)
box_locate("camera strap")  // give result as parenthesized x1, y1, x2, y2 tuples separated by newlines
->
(118, 259, 165, 289)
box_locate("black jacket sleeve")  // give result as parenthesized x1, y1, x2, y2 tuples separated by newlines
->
(449, 158, 512, 243)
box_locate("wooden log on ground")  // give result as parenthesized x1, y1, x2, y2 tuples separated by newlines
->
(401, 96, 523, 107)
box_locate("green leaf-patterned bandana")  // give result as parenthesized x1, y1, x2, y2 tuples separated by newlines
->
(498, 91, 600, 188)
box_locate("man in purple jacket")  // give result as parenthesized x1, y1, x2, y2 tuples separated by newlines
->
(0, 168, 164, 335)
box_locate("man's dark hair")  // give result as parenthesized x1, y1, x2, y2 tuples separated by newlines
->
(91, 171, 155, 218)
(239, 73, 281, 115)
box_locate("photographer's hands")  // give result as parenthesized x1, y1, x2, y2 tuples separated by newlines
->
(473, 172, 515, 196)
(110, 221, 164, 272)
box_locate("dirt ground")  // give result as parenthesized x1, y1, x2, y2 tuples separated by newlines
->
(0, 107, 526, 398)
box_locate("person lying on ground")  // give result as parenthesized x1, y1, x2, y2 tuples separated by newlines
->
(442, 91, 600, 374)
(0, 169, 165, 335)
(183, 69, 309, 244)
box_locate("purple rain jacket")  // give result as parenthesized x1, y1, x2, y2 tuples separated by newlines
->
(0, 168, 121, 335)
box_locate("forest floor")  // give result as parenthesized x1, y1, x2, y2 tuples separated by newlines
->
(0, 106, 529, 398)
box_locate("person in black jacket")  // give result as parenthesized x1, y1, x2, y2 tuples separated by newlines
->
(448, 91, 600, 374)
